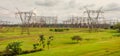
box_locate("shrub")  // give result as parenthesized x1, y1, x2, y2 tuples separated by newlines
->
(113, 33, 120, 37)
(49, 36, 54, 40)
(55, 29, 64, 32)
(33, 43, 39, 50)
(50, 28, 69, 32)
(38, 35, 54, 49)
(71, 36, 82, 42)
(22, 50, 31, 54)
(22, 48, 43, 54)
(113, 23, 120, 32)
(49, 29, 53, 31)
(85, 38, 91, 41)
(5, 42, 22, 55)
(39, 35, 45, 48)
(64, 28, 69, 31)
(47, 36, 54, 49)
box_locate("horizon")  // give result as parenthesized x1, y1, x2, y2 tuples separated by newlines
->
(0, 0, 120, 24)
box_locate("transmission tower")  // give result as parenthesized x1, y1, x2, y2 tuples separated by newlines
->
(15, 9, 36, 35)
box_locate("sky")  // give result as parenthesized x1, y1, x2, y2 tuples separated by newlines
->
(0, 0, 120, 24)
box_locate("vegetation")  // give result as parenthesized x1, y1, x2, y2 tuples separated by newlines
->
(4, 42, 22, 56)
(0, 28, 120, 56)
(49, 28, 69, 32)
(39, 35, 46, 48)
(47, 36, 54, 49)
(113, 23, 120, 32)
(71, 35, 82, 43)
(33, 43, 39, 50)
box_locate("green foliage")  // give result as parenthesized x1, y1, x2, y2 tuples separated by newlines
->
(113, 33, 120, 37)
(54, 29, 64, 32)
(5, 42, 22, 55)
(64, 28, 69, 31)
(49, 28, 69, 32)
(22, 49, 43, 54)
(48, 36, 54, 41)
(39, 35, 45, 48)
(33, 43, 39, 50)
(49, 29, 53, 31)
(39, 35, 45, 42)
(1, 28, 120, 56)
(113, 23, 120, 32)
(71, 35, 82, 42)
(39, 35, 54, 49)
(47, 36, 54, 49)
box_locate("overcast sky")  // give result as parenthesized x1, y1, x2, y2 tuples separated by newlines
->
(0, 0, 120, 23)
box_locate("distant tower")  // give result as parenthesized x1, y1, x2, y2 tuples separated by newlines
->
(15, 9, 36, 35)
(83, 7, 104, 30)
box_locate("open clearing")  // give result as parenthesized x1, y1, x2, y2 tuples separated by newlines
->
(0, 28, 120, 56)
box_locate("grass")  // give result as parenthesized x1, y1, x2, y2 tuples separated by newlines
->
(20, 38, 120, 56)
(0, 27, 120, 56)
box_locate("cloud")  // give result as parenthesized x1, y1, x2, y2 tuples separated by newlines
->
(104, 3, 120, 11)
(0, 0, 120, 23)
(0, 6, 9, 11)
(68, 0, 77, 8)
(84, 4, 95, 8)
(35, 0, 59, 7)
(63, 0, 96, 10)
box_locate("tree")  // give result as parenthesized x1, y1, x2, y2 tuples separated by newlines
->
(33, 43, 39, 50)
(47, 36, 54, 49)
(38, 35, 54, 49)
(39, 35, 45, 48)
(71, 36, 82, 43)
(113, 23, 120, 32)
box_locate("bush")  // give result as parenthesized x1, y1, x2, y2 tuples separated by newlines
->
(47, 36, 54, 49)
(5, 42, 22, 55)
(22, 50, 31, 54)
(39, 35, 45, 48)
(54, 29, 64, 32)
(113, 33, 120, 37)
(21, 48, 43, 54)
(113, 23, 120, 32)
(85, 38, 91, 41)
(71, 35, 82, 42)
(64, 28, 69, 31)
(49, 29, 53, 31)
(50, 28, 69, 32)
(33, 43, 39, 50)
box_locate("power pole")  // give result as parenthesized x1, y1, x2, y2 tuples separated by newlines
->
(15, 9, 36, 35)
(84, 7, 104, 32)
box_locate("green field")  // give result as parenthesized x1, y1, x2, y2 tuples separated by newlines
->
(0, 27, 120, 56)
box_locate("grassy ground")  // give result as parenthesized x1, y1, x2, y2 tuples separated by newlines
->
(0, 27, 120, 56)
